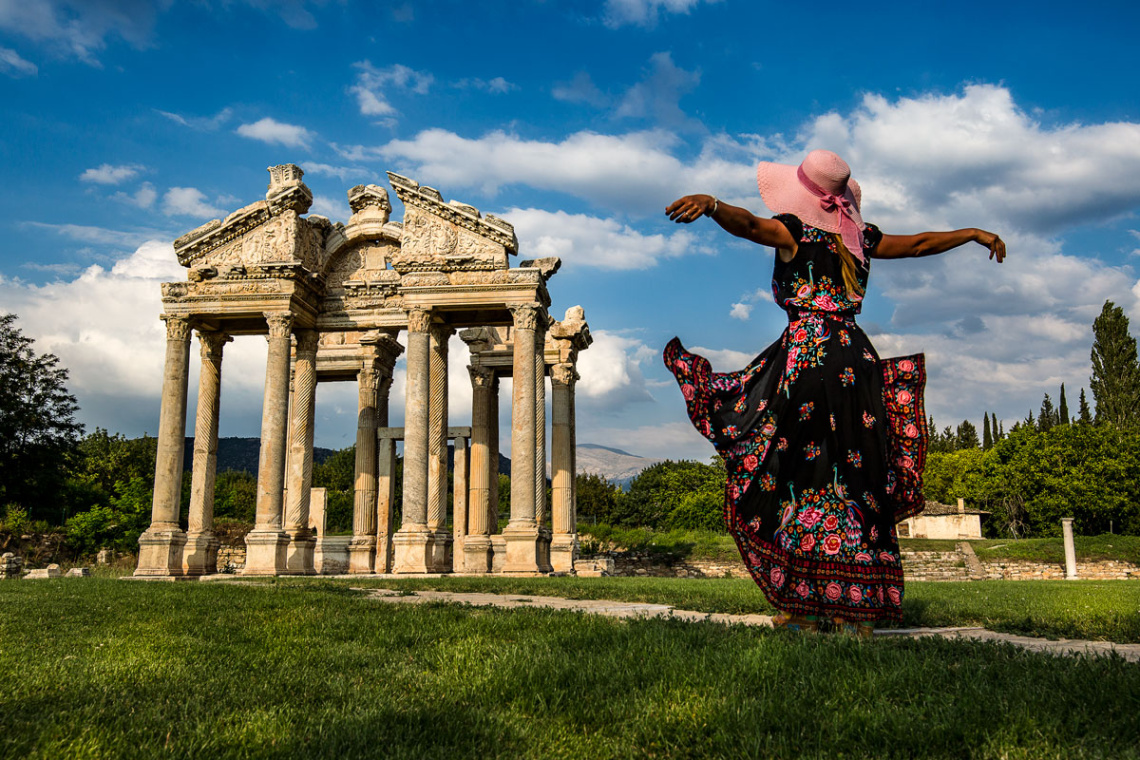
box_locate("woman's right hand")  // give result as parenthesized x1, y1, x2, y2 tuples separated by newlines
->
(666, 194, 716, 223)
(975, 230, 1007, 263)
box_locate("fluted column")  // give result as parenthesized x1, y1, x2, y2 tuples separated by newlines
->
(489, 375, 500, 532)
(183, 329, 231, 576)
(375, 376, 396, 574)
(463, 366, 494, 572)
(503, 303, 542, 573)
(244, 311, 293, 575)
(349, 363, 380, 573)
(393, 308, 433, 573)
(550, 363, 578, 572)
(135, 315, 192, 576)
(284, 329, 318, 574)
(427, 324, 454, 571)
(535, 323, 547, 527)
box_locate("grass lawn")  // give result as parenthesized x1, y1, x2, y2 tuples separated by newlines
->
(2, 579, 1139, 759)
(971, 535, 1140, 565)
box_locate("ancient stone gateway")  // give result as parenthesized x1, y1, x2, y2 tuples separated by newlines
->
(135, 165, 591, 578)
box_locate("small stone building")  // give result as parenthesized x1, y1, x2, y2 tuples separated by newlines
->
(898, 498, 987, 540)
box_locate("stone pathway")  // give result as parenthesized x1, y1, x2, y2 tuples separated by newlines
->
(362, 588, 1140, 662)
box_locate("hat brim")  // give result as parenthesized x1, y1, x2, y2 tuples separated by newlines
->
(756, 160, 864, 234)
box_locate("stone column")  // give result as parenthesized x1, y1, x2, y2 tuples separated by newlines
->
(427, 324, 454, 571)
(453, 436, 469, 560)
(463, 366, 495, 573)
(550, 363, 578, 573)
(1062, 517, 1078, 580)
(349, 362, 380, 573)
(244, 311, 293, 575)
(284, 330, 319, 574)
(136, 315, 192, 576)
(374, 376, 396, 574)
(183, 329, 231, 576)
(535, 326, 548, 527)
(393, 308, 433, 573)
(489, 375, 500, 531)
(503, 304, 543, 573)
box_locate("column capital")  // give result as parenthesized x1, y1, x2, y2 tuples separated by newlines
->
(468, 365, 496, 389)
(264, 311, 294, 338)
(162, 315, 193, 342)
(430, 323, 456, 342)
(294, 328, 319, 356)
(358, 362, 381, 393)
(196, 330, 232, 360)
(551, 363, 577, 388)
(508, 302, 544, 331)
(406, 307, 432, 333)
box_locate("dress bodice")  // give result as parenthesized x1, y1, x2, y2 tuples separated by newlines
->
(771, 214, 882, 318)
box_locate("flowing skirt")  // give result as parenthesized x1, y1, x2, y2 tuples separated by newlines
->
(664, 311, 927, 621)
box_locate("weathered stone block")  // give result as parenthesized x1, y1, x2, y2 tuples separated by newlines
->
(26, 564, 61, 579)
(66, 567, 90, 577)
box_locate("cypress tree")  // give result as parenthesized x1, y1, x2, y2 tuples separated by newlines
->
(1058, 384, 1070, 425)
(1090, 300, 1140, 428)
(956, 420, 979, 449)
(983, 413, 993, 449)
(1039, 394, 1056, 432)
(1078, 388, 1093, 424)
(998, 418, 1004, 438)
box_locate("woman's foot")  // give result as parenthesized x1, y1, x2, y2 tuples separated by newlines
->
(772, 612, 819, 633)
(831, 617, 875, 638)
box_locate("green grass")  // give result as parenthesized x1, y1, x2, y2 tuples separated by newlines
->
(972, 535, 1140, 564)
(2, 579, 1139, 759)
(899, 538, 963, 552)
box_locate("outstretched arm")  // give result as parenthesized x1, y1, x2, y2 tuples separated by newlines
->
(875, 229, 1006, 263)
(666, 194, 797, 251)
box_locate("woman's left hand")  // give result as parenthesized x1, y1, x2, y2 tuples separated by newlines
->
(666, 194, 715, 223)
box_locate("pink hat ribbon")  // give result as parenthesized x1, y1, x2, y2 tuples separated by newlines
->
(796, 165, 865, 263)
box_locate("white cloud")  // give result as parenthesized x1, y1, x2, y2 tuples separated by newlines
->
(157, 107, 232, 131)
(302, 162, 371, 182)
(349, 60, 433, 120)
(602, 0, 720, 28)
(578, 421, 710, 461)
(729, 302, 751, 321)
(615, 52, 701, 131)
(576, 330, 656, 406)
(79, 163, 145, 185)
(503, 207, 709, 270)
(235, 117, 315, 150)
(25, 221, 173, 249)
(552, 72, 608, 108)
(112, 181, 157, 209)
(309, 195, 351, 222)
(687, 345, 754, 371)
(0, 0, 158, 64)
(162, 187, 225, 219)
(454, 76, 516, 94)
(0, 45, 36, 75)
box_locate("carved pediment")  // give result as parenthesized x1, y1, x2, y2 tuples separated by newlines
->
(387, 172, 517, 273)
(324, 240, 401, 290)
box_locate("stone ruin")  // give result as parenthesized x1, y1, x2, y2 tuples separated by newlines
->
(136, 165, 592, 578)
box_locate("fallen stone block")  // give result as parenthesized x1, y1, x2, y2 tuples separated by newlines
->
(66, 567, 91, 577)
(25, 563, 61, 579)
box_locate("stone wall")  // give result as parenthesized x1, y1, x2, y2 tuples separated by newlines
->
(979, 559, 1140, 581)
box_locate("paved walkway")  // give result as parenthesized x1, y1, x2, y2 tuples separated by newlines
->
(363, 587, 1140, 662)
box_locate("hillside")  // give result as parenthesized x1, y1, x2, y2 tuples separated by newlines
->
(576, 443, 663, 487)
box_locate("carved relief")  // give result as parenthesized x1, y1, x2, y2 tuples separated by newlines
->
(197, 330, 232, 359)
(406, 308, 432, 332)
(294, 329, 319, 356)
(325, 241, 397, 290)
(508, 303, 541, 332)
(551, 363, 577, 387)
(163, 316, 193, 342)
(264, 312, 294, 338)
(468, 365, 496, 388)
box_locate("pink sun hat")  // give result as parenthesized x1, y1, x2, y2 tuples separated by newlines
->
(756, 150, 866, 260)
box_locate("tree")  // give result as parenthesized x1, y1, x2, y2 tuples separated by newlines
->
(575, 472, 623, 526)
(0, 313, 84, 522)
(1038, 393, 1057, 432)
(983, 413, 993, 450)
(1058, 384, 1070, 426)
(1090, 300, 1140, 428)
(1078, 388, 1093, 424)
(955, 420, 979, 450)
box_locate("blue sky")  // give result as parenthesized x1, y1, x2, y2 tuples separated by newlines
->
(3, 0, 1140, 460)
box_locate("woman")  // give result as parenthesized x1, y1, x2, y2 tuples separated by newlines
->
(664, 150, 1004, 634)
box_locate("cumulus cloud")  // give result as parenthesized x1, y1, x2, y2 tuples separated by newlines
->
(0, 0, 158, 64)
(503, 208, 709, 270)
(577, 420, 709, 461)
(162, 187, 225, 219)
(302, 162, 371, 182)
(0, 45, 36, 75)
(729, 302, 751, 321)
(309, 195, 351, 222)
(112, 181, 157, 209)
(602, 0, 720, 28)
(349, 60, 433, 121)
(235, 117, 315, 149)
(575, 330, 656, 407)
(552, 72, 608, 108)
(79, 163, 145, 185)
(454, 76, 516, 94)
(25, 221, 172, 250)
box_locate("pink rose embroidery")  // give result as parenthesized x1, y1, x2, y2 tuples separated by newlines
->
(800, 507, 822, 530)
(904, 423, 919, 439)
(824, 582, 842, 601)
(786, 348, 799, 372)
(813, 293, 836, 311)
(896, 390, 912, 405)
(854, 552, 872, 563)
(674, 359, 686, 370)
(848, 586, 863, 603)
(793, 328, 808, 343)
(796, 580, 810, 598)
(887, 586, 902, 605)
(681, 384, 695, 400)
(822, 515, 839, 532)
(800, 534, 816, 552)
(898, 359, 914, 372)
(879, 551, 896, 563)
(770, 567, 785, 587)
(743, 454, 759, 472)
(823, 535, 842, 555)
(900, 455, 914, 470)
(761, 422, 776, 437)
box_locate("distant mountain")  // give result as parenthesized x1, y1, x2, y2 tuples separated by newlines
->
(575, 443, 663, 487)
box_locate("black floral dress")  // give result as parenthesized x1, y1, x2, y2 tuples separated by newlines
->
(663, 214, 927, 622)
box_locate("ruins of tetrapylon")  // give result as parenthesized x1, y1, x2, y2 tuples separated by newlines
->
(135, 165, 591, 578)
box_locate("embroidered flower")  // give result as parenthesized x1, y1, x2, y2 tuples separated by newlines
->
(800, 533, 816, 552)
(896, 389, 913, 405)
(840, 367, 855, 386)
(905, 423, 919, 439)
(770, 567, 785, 587)
(847, 450, 862, 468)
(793, 328, 809, 343)
(848, 586, 863, 603)
(823, 534, 842, 555)
(673, 359, 687, 371)
(862, 411, 876, 428)
(796, 580, 810, 598)
(804, 442, 821, 460)
(863, 349, 875, 362)
(854, 552, 873, 563)
(757, 399, 768, 412)
(799, 506, 822, 530)
(839, 330, 851, 346)
(743, 454, 759, 472)
(822, 515, 839, 532)
(777, 437, 788, 451)
(761, 473, 776, 491)
(796, 283, 812, 299)
(898, 359, 915, 373)
(761, 422, 776, 437)
(887, 586, 902, 605)
(830, 413, 837, 431)
(879, 551, 896, 563)
(870, 525, 879, 543)
(899, 455, 914, 470)
(799, 402, 814, 420)
(824, 582, 842, 601)
(813, 293, 837, 311)
(681, 384, 695, 400)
